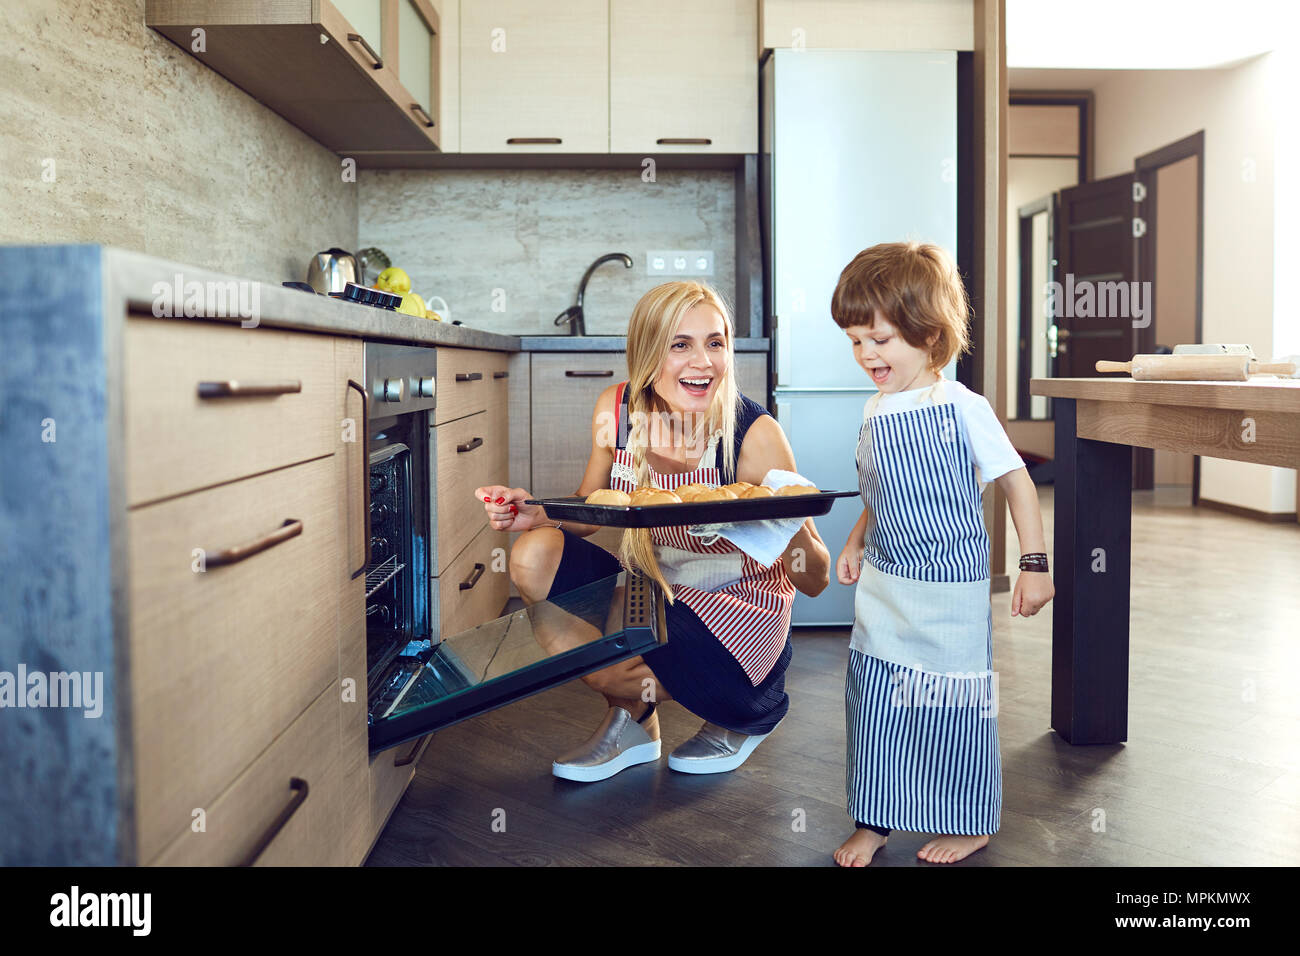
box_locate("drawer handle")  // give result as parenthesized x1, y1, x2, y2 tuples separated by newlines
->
(205, 518, 302, 569)
(459, 562, 486, 591)
(237, 777, 309, 867)
(455, 371, 483, 382)
(656, 138, 712, 145)
(506, 137, 561, 145)
(493, 370, 509, 379)
(410, 103, 435, 127)
(347, 33, 383, 69)
(347, 379, 371, 580)
(393, 735, 431, 767)
(197, 380, 302, 398)
(565, 370, 614, 378)
(457, 437, 483, 454)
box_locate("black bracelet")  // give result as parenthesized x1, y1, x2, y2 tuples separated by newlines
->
(1019, 552, 1049, 572)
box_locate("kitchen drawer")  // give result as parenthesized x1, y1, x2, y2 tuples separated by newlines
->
(370, 733, 431, 839)
(124, 316, 336, 506)
(432, 409, 507, 574)
(149, 684, 341, 867)
(434, 524, 509, 641)
(435, 348, 510, 425)
(129, 455, 340, 863)
(530, 352, 627, 498)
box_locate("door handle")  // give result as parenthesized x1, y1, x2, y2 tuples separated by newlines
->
(656, 137, 712, 145)
(455, 371, 483, 382)
(393, 736, 431, 767)
(456, 437, 483, 454)
(459, 562, 486, 591)
(410, 103, 435, 127)
(205, 519, 302, 568)
(237, 778, 309, 867)
(347, 33, 383, 69)
(347, 379, 370, 579)
(198, 380, 301, 398)
(565, 370, 614, 378)
(506, 137, 561, 145)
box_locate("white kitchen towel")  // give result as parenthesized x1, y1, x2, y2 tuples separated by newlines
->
(685, 468, 812, 568)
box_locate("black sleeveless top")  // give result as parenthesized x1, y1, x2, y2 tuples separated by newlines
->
(615, 383, 771, 485)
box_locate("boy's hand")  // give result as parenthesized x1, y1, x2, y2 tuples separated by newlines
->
(836, 542, 864, 585)
(1011, 571, 1054, 617)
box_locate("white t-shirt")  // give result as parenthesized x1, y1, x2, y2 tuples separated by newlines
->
(862, 378, 1025, 488)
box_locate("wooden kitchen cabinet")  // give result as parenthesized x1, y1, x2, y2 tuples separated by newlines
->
(610, 0, 758, 154)
(146, 0, 441, 152)
(459, 0, 609, 153)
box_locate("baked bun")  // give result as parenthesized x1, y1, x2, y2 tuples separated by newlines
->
(693, 486, 738, 502)
(775, 484, 820, 496)
(585, 488, 631, 506)
(740, 485, 775, 498)
(674, 483, 713, 502)
(630, 487, 682, 506)
(722, 482, 754, 496)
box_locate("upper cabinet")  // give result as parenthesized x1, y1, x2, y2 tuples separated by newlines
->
(459, 0, 609, 153)
(609, 0, 757, 154)
(146, 0, 441, 152)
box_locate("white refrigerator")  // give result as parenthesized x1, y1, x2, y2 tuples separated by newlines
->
(761, 50, 959, 625)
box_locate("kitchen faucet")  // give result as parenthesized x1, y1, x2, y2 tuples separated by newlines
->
(554, 252, 633, 336)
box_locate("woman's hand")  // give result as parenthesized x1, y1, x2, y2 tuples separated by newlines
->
(474, 485, 551, 533)
(1011, 571, 1054, 617)
(837, 542, 863, 585)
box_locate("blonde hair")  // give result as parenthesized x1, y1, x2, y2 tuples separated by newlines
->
(618, 281, 739, 601)
(830, 241, 971, 371)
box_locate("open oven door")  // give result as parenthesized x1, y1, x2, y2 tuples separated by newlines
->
(367, 571, 666, 754)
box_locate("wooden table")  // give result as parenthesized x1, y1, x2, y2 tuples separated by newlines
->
(1029, 377, 1300, 744)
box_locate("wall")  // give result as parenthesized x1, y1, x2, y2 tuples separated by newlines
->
(357, 168, 736, 336)
(0, 0, 357, 284)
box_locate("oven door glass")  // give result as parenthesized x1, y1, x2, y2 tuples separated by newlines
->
(368, 571, 665, 754)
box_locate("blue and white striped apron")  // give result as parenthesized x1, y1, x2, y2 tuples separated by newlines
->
(846, 381, 1001, 835)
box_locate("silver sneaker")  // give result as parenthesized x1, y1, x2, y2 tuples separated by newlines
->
(667, 719, 782, 774)
(552, 705, 661, 782)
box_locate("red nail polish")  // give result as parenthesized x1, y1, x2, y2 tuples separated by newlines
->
(483, 496, 490, 502)
(510, 505, 518, 513)
(495, 497, 505, 503)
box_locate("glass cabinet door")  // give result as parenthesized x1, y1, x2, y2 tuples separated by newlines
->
(368, 571, 665, 753)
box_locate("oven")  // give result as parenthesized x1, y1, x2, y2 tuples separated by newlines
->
(359, 342, 668, 755)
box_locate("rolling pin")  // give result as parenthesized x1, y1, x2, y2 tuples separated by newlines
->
(1096, 355, 1297, 381)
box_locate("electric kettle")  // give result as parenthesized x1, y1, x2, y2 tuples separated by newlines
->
(306, 248, 360, 294)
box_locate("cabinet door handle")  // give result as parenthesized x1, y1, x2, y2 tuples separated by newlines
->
(565, 370, 614, 378)
(656, 138, 712, 145)
(493, 370, 509, 379)
(456, 437, 483, 454)
(455, 371, 483, 382)
(347, 33, 383, 69)
(198, 380, 301, 398)
(205, 519, 302, 569)
(237, 777, 309, 867)
(506, 137, 561, 145)
(410, 103, 435, 127)
(347, 379, 371, 580)
(459, 562, 486, 591)
(393, 736, 431, 767)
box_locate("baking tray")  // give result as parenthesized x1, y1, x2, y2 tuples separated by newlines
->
(524, 490, 861, 528)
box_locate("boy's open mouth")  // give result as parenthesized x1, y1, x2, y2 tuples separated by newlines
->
(868, 365, 891, 385)
(680, 376, 712, 397)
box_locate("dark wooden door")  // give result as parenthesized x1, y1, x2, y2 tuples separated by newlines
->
(1054, 172, 1138, 379)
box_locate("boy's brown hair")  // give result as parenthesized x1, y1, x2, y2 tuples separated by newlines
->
(830, 241, 971, 371)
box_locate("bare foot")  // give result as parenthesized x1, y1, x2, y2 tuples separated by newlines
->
(834, 828, 888, 867)
(917, 834, 989, 864)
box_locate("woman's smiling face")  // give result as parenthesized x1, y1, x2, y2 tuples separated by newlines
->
(652, 304, 729, 415)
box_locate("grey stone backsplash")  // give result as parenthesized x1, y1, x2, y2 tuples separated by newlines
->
(358, 168, 736, 336)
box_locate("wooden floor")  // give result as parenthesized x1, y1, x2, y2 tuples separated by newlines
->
(367, 486, 1300, 866)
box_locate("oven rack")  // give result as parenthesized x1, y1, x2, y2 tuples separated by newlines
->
(365, 554, 405, 599)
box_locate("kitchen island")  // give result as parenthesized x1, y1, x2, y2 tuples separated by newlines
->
(1030, 376, 1300, 745)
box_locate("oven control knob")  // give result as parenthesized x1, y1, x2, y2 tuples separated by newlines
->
(418, 376, 435, 399)
(381, 378, 404, 403)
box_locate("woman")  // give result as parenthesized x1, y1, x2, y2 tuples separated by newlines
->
(475, 281, 830, 781)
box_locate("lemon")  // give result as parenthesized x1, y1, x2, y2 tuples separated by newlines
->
(375, 267, 411, 294)
(397, 292, 426, 317)
(425, 309, 442, 321)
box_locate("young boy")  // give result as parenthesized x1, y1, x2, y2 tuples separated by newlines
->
(829, 242, 1054, 866)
